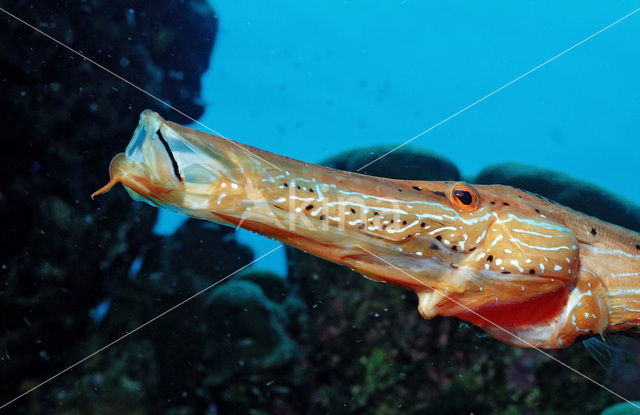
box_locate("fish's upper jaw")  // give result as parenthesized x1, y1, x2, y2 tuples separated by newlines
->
(93, 110, 247, 214)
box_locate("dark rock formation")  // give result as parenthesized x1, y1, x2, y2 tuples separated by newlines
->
(475, 162, 640, 232)
(0, 1, 234, 413)
(325, 145, 460, 181)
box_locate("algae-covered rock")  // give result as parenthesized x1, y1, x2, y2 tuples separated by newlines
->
(475, 162, 640, 232)
(202, 274, 297, 385)
(198, 271, 308, 413)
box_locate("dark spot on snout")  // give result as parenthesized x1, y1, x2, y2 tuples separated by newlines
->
(156, 130, 182, 181)
(591, 228, 597, 236)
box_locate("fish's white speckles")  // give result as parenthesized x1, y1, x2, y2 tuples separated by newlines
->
(510, 260, 523, 272)
(328, 216, 340, 222)
(553, 265, 562, 271)
(348, 219, 363, 226)
(475, 252, 486, 262)
(511, 228, 555, 238)
(429, 226, 456, 235)
(525, 258, 532, 264)
(294, 207, 302, 213)
(231, 183, 238, 189)
(540, 263, 545, 274)
(475, 230, 487, 244)
(490, 234, 504, 247)
(611, 271, 640, 278)
(572, 245, 578, 250)
(521, 286, 525, 291)
(221, 182, 227, 188)
(416, 251, 423, 256)
(495, 258, 503, 266)
(504, 249, 512, 254)
(310, 207, 322, 217)
(273, 197, 286, 203)
(285, 171, 290, 176)
(444, 240, 450, 246)
(216, 192, 227, 205)
(510, 238, 571, 252)
(485, 264, 490, 270)
(565, 257, 571, 263)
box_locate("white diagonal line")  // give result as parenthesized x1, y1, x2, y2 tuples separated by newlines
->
(0, 245, 283, 410)
(0, 7, 282, 172)
(357, 6, 640, 172)
(356, 244, 639, 409)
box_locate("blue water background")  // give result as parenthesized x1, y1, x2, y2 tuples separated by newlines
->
(156, 1, 640, 274)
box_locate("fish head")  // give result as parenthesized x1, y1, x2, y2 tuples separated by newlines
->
(92, 110, 243, 220)
(396, 181, 580, 329)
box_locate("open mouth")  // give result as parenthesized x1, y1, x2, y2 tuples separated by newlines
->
(122, 109, 231, 187)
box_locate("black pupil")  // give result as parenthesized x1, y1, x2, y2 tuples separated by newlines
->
(453, 189, 473, 205)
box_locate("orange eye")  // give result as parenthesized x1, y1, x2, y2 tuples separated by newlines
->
(448, 182, 479, 212)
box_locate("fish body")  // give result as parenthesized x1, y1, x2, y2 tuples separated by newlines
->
(93, 110, 640, 349)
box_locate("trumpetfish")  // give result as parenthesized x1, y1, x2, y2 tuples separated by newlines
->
(93, 110, 640, 349)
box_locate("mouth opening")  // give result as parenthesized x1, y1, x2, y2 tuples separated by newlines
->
(156, 129, 183, 182)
